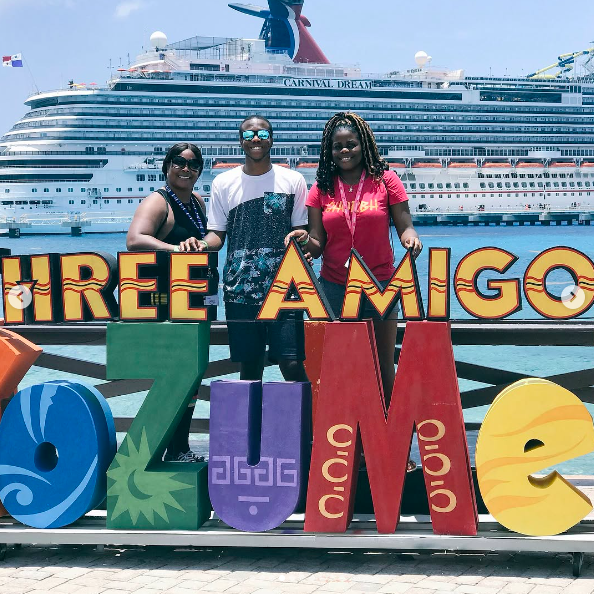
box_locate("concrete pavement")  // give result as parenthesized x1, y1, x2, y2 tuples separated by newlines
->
(0, 544, 591, 594)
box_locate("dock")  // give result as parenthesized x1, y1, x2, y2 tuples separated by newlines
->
(412, 209, 592, 226)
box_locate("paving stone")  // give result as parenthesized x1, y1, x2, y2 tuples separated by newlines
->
(498, 584, 536, 594)
(198, 579, 240, 592)
(377, 584, 415, 594)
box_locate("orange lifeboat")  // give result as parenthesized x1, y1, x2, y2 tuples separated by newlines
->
(482, 162, 511, 168)
(550, 162, 576, 167)
(448, 162, 476, 168)
(389, 162, 406, 169)
(296, 162, 318, 168)
(516, 162, 544, 168)
(581, 162, 594, 167)
(212, 162, 242, 169)
(412, 162, 442, 168)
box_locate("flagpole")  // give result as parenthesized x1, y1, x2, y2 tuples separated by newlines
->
(22, 54, 39, 94)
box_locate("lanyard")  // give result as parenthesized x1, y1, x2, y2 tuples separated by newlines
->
(337, 170, 366, 248)
(164, 183, 205, 238)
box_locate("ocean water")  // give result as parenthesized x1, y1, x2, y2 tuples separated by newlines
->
(2, 224, 594, 473)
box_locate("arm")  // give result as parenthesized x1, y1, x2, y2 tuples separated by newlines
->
(390, 201, 422, 257)
(196, 230, 226, 252)
(284, 207, 326, 259)
(126, 193, 176, 252)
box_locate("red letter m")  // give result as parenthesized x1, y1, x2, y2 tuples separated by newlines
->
(304, 321, 477, 535)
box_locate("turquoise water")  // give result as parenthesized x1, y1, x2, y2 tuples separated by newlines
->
(2, 225, 594, 473)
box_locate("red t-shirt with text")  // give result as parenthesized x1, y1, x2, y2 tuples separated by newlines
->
(306, 170, 408, 284)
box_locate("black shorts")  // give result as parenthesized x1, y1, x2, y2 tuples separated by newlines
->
(225, 302, 306, 363)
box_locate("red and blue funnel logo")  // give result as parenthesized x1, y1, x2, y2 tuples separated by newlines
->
(229, 1, 329, 64)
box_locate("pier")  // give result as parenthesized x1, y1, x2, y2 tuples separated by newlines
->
(412, 209, 592, 226)
(0, 212, 132, 236)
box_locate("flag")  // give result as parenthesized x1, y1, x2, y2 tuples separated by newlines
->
(2, 54, 23, 67)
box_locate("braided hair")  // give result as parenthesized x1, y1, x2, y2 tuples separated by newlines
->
(316, 112, 388, 196)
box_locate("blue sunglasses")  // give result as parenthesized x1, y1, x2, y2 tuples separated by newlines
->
(242, 129, 271, 141)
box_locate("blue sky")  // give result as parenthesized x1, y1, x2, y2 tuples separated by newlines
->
(1, 0, 593, 135)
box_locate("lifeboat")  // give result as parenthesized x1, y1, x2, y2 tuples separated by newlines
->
(581, 162, 594, 167)
(412, 162, 442, 168)
(550, 162, 576, 168)
(275, 163, 290, 168)
(516, 162, 544, 168)
(482, 162, 511, 168)
(296, 162, 318, 168)
(212, 162, 242, 169)
(448, 162, 476, 168)
(388, 162, 406, 169)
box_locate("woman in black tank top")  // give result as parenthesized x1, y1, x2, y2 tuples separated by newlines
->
(127, 143, 207, 252)
(126, 143, 208, 463)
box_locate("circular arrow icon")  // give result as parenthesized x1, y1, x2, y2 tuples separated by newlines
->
(7, 285, 33, 310)
(560, 284, 586, 310)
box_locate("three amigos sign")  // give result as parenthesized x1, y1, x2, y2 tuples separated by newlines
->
(0, 242, 593, 537)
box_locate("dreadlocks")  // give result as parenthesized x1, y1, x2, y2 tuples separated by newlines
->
(316, 112, 388, 196)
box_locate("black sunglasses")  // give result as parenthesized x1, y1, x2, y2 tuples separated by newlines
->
(171, 155, 202, 171)
(242, 129, 271, 141)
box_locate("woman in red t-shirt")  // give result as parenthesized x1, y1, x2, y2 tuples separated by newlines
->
(286, 112, 422, 413)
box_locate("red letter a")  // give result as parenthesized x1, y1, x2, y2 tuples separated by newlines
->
(304, 321, 477, 535)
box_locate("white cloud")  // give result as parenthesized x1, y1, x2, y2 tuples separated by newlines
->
(114, 0, 145, 19)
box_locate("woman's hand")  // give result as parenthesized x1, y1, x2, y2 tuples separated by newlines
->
(284, 229, 308, 247)
(284, 229, 313, 265)
(178, 237, 202, 252)
(402, 235, 422, 258)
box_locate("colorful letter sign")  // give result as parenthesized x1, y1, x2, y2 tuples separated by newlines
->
(209, 380, 311, 531)
(304, 321, 477, 535)
(476, 378, 594, 536)
(105, 322, 211, 530)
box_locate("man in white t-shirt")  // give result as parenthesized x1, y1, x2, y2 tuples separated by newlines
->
(197, 116, 309, 382)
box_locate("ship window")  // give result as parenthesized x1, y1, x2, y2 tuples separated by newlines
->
(521, 182, 527, 188)
(204, 185, 211, 192)
(437, 183, 443, 189)
(463, 183, 469, 188)
(104, 188, 109, 192)
(138, 187, 143, 192)
(68, 200, 74, 205)
(41, 200, 52, 204)
(103, 200, 109, 204)
(128, 188, 133, 192)
(68, 188, 73, 192)
(480, 183, 486, 189)
(81, 200, 86, 204)
(15, 200, 28, 205)
(150, 187, 155, 191)
(403, 184, 408, 189)
(561, 182, 567, 188)
(513, 182, 519, 188)
(117, 199, 122, 204)
(32, 188, 37, 193)
(428, 183, 434, 189)
(4, 189, 8, 193)
(454, 183, 460, 189)
(159, 175, 165, 181)
(445, 183, 452, 189)
(505, 182, 511, 188)
(116, 188, 121, 192)
(128, 199, 133, 203)
(554, 182, 560, 188)
(56, 188, 61, 192)
(410, 184, 416, 190)
(93, 200, 98, 204)
(529, 183, 535, 188)
(148, 174, 157, 182)
(1, 201, 14, 205)
(136, 174, 145, 182)
(43, 188, 49, 193)
(488, 182, 494, 188)
(497, 182, 502, 189)
(538, 182, 544, 187)
(419, 183, 425, 189)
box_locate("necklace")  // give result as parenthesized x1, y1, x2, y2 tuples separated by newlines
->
(164, 183, 205, 238)
(339, 174, 360, 193)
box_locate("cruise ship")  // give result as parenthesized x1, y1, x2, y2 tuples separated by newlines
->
(2, 0, 594, 234)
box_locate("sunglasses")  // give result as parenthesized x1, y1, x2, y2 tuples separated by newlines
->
(242, 129, 271, 141)
(171, 155, 202, 171)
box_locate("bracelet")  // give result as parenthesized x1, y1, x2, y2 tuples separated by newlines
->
(298, 233, 309, 246)
(173, 246, 180, 252)
(198, 239, 209, 250)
